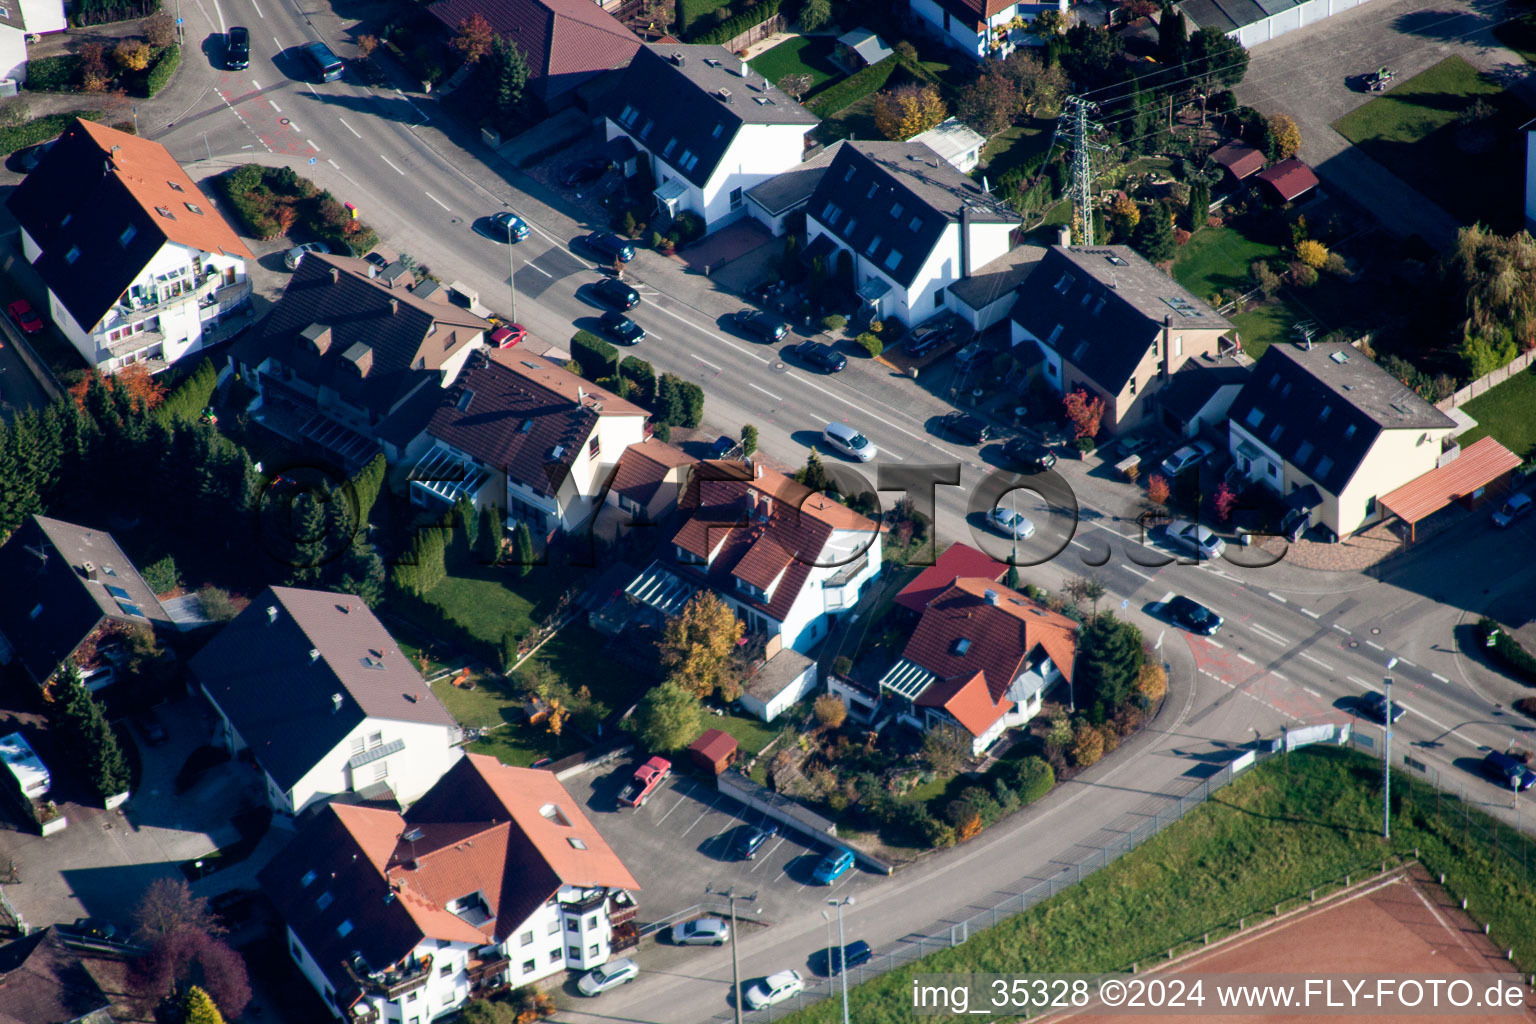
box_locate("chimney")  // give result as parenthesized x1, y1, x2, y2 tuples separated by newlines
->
(329, 267, 339, 285)
(1057, 225, 1071, 247)
(389, 298, 399, 316)
(266, 605, 278, 624)
(984, 589, 998, 605)
(79, 560, 97, 580)
(332, 692, 344, 712)
(577, 386, 585, 408)
(310, 648, 321, 663)
(754, 461, 763, 480)
(1162, 314, 1173, 381)
(959, 205, 973, 278)
(761, 495, 773, 519)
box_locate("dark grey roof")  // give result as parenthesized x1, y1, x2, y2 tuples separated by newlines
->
(1009, 246, 1229, 394)
(1158, 358, 1251, 423)
(807, 142, 1016, 289)
(605, 45, 817, 190)
(744, 647, 815, 703)
(948, 245, 1045, 311)
(746, 142, 843, 216)
(1177, 0, 1285, 33)
(189, 586, 456, 792)
(0, 929, 113, 1024)
(0, 516, 170, 684)
(1227, 344, 1454, 493)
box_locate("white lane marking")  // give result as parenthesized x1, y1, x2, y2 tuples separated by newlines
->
(691, 354, 722, 371)
(305, 83, 318, 96)
(1267, 592, 1287, 603)
(250, 78, 261, 90)
(306, 138, 320, 152)
(251, 0, 262, 16)
(521, 263, 552, 278)
(748, 382, 784, 402)
(1300, 651, 1334, 671)
(326, 158, 339, 169)
(1300, 608, 1320, 619)
(1249, 622, 1290, 645)
(1208, 568, 1242, 583)
(1123, 565, 1154, 582)
(1069, 539, 1089, 551)
(338, 117, 361, 138)
(424, 191, 450, 211)
(1302, 686, 1319, 697)
(1206, 638, 1224, 649)
(1432, 672, 1449, 683)
(1332, 624, 1351, 635)
(1365, 640, 1384, 651)
(211, 0, 227, 34)
(1271, 670, 1287, 681)
(268, 99, 282, 112)
(394, 88, 431, 122)
(1237, 653, 1256, 665)
(1398, 658, 1415, 667)
(272, 35, 281, 49)
(1346, 675, 1370, 688)
(287, 120, 300, 131)
(380, 155, 405, 175)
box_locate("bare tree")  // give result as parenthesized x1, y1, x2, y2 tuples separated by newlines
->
(777, 73, 813, 100)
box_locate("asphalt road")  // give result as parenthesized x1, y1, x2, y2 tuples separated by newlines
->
(130, 5, 1536, 1021)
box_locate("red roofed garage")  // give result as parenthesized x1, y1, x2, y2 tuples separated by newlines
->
(1379, 436, 1522, 541)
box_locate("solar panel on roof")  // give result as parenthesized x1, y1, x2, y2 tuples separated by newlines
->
(116, 600, 144, 617)
(106, 584, 131, 600)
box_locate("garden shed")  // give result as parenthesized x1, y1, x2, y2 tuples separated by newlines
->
(688, 729, 739, 776)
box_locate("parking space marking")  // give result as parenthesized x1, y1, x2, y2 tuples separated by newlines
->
(679, 794, 724, 837)
(653, 789, 689, 825)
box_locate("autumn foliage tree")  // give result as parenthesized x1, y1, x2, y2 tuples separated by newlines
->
(813, 694, 847, 729)
(1146, 474, 1171, 507)
(130, 879, 251, 1019)
(451, 13, 496, 65)
(660, 591, 744, 699)
(956, 71, 1021, 135)
(873, 84, 947, 141)
(114, 38, 152, 72)
(69, 367, 167, 412)
(1212, 480, 1238, 522)
(1062, 388, 1104, 440)
(1267, 113, 1301, 159)
(1070, 721, 1105, 766)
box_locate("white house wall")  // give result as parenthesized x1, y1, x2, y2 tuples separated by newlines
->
(18, 0, 65, 34)
(0, 28, 27, 84)
(909, 0, 985, 57)
(285, 717, 463, 814)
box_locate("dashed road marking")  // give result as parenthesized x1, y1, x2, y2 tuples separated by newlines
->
(521, 263, 552, 278)
(1271, 670, 1288, 681)
(326, 158, 339, 169)
(1303, 686, 1320, 697)
(424, 191, 450, 211)
(1300, 651, 1334, 671)
(1432, 672, 1449, 683)
(1332, 624, 1351, 635)
(381, 155, 404, 175)
(1249, 622, 1290, 646)
(306, 139, 319, 152)
(1123, 565, 1154, 582)
(1206, 638, 1224, 649)
(1300, 608, 1320, 619)
(251, 0, 262, 15)
(748, 382, 784, 402)
(339, 117, 361, 138)
(1267, 591, 1287, 603)
(1237, 653, 1256, 665)
(251, 78, 261, 90)
(268, 99, 282, 112)
(1365, 640, 1384, 651)
(1347, 675, 1370, 688)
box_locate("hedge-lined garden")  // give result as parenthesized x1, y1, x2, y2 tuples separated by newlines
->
(567, 331, 703, 439)
(1478, 617, 1536, 683)
(0, 109, 107, 155)
(685, 0, 783, 44)
(807, 55, 899, 117)
(216, 164, 380, 255)
(25, 21, 180, 98)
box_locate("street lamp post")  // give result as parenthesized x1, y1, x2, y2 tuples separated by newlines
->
(506, 228, 517, 324)
(827, 896, 854, 1024)
(1384, 656, 1398, 840)
(707, 885, 756, 1024)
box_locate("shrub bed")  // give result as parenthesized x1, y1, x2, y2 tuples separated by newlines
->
(216, 163, 380, 252)
(143, 43, 180, 97)
(690, 0, 781, 45)
(570, 330, 619, 379)
(807, 55, 899, 117)
(1478, 617, 1536, 683)
(24, 55, 82, 92)
(0, 110, 103, 155)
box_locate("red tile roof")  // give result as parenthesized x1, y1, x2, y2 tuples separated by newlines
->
(689, 728, 737, 764)
(610, 439, 696, 511)
(895, 543, 1007, 614)
(1255, 158, 1319, 202)
(427, 0, 639, 100)
(1210, 141, 1266, 179)
(914, 670, 1010, 738)
(1380, 436, 1521, 526)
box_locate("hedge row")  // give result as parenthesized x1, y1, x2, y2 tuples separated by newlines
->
(807, 54, 899, 117)
(690, 0, 781, 45)
(144, 43, 180, 97)
(1479, 618, 1536, 684)
(0, 110, 102, 156)
(571, 330, 619, 379)
(24, 55, 81, 92)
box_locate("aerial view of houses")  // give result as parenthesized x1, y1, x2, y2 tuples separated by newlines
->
(3, 0, 1536, 1019)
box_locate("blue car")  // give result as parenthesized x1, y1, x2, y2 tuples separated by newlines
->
(812, 848, 854, 885)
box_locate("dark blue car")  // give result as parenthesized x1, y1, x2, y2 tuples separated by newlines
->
(732, 824, 777, 860)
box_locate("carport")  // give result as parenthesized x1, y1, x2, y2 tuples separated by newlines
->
(1378, 436, 1522, 542)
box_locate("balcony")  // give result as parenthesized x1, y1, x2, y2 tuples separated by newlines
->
(825, 553, 869, 588)
(467, 952, 511, 992)
(342, 952, 433, 1000)
(200, 279, 252, 316)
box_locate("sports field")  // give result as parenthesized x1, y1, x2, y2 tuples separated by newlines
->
(1058, 867, 1536, 1023)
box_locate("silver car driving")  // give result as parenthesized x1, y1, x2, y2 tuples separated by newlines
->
(823, 421, 877, 462)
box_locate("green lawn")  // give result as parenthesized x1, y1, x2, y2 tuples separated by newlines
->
(749, 36, 843, 100)
(1456, 362, 1536, 459)
(676, 0, 732, 37)
(1332, 56, 1531, 233)
(814, 94, 880, 145)
(976, 119, 1054, 180)
(779, 746, 1536, 1024)
(1170, 224, 1282, 306)
(1228, 302, 1295, 361)
(707, 709, 779, 757)
(416, 563, 560, 649)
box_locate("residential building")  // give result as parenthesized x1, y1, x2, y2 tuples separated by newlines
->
(743, 142, 841, 237)
(259, 754, 640, 1022)
(946, 244, 1044, 331)
(604, 437, 698, 525)
(228, 253, 489, 471)
(0, 0, 66, 85)
(876, 578, 1078, 755)
(624, 459, 882, 654)
(1227, 343, 1458, 539)
(911, 117, 987, 174)
(1209, 141, 1266, 190)
(1157, 358, 1250, 438)
(6, 119, 254, 374)
(1008, 245, 1232, 433)
(0, 515, 171, 689)
(405, 350, 649, 538)
(189, 586, 463, 815)
(804, 141, 1018, 326)
(604, 45, 819, 233)
(909, 0, 1066, 59)
(425, 0, 638, 108)
(738, 644, 817, 722)
(0, 928, 115, 1024)
(893, 542, 1008, 615)
(1177, 0, 1349, 48)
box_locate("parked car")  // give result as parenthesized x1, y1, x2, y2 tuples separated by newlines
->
(940, 412, 991, 445)
(736, 309, 789, 343)
(1491, 492, 1533, 528)
(1162, 594, 1222, 636)
(226, 26, 250, 69)
(1359, 690, 1405, 725)
(599, 311, 646, 345)
(732, 823, 777, 860)
(989, 507, 1035, 540)
(811, 848, 855, 885)
(829, 940, 872, 975)
(284, 241, 329, 270)
(69, 919, 123, 943)
(670, 917, 730, 946)
(133, 708, 168, 746)
(301, 40, 344, 82)
(1163, 519, 1227, 560)
(707, 435, 739, 460)
(955, 340, 987, 368)
(585, 232, 635, 263)
(483, 211, 530, 242)
(7, 299, 44, 335)
(591, 278, 640, 311)
(744, 970, 805, 1010)
(1001, 438, 1057, 472)
(617, 757, 671, 808)
(488, 324, 527, 348)
(823, 421, 877, 462)
(1160, 440, 1216, 477)
(562, 158, 613, 188)
(1482, 751, 1536, 792)
(16, 139, 57, 173)
(907, 320, 962, 359)
(362, 251, 390, 270)
(576, 958, 639, 996)
(793, 341, 846, 374)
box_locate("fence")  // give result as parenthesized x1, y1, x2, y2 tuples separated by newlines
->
(1437, 351, 1536, 411)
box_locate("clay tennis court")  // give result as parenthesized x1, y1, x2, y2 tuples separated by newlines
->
(1054, 866, 1536, 1022)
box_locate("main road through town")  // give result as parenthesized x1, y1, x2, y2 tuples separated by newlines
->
(141, 3, 1536, 1020)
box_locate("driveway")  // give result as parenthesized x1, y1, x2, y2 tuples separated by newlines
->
(1235, 0, 1533, 248)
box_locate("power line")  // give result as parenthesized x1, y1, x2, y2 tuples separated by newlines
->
(1058, 96, 1110, 244)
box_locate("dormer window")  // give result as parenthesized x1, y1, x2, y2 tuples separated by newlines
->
(337, 919, 354, 937)
(1343, 423, 1357, 440)
(843, 166, 855, 182)
(300, 869, 318, 887)
(866, 183, 878, 199)
(65, 246, 81, 265)
(185, 202, 203, 215)
(168, 180, 184, 191)
(1054, 273, 1074, 294)
(119, 225, 137, 246)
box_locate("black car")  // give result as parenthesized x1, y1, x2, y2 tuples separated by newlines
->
(1164, 594, 1222, 636)
(794, 341, 847, 374)
(1002, 438, 1057, 472)
(561, 158, 613, 188)
(585, 232, 636, 263)
(599, 310, 645, 345)
(940, 412, 991, 445)
(1483, 751, 1536, 791)
(707, 435, 739, 459)
(591, 278, 640, 311)
(363, 251, 390, 270)
(70, 919, 123, 943)
(1359, 690, 1405, 725)
(737, 310, 789, 343)
(226, 26, 250, 69)
(829, 940, 872, 975)
(731, 824, 777, 860)
(907, 322, 960, 359)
